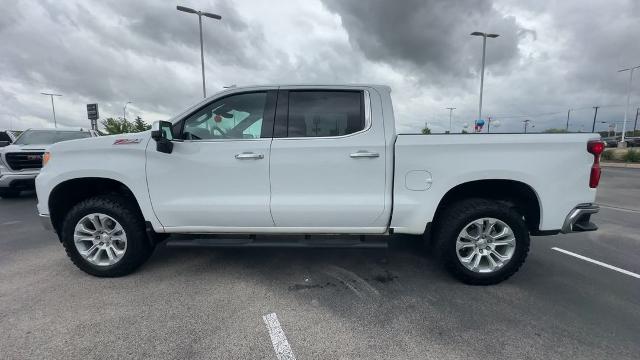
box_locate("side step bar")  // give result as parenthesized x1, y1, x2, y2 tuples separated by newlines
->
(165, 235, 388, 249)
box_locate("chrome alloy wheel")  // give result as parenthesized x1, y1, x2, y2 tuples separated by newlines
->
(74, 213, 127, 267)
(456, 217, 516, 273)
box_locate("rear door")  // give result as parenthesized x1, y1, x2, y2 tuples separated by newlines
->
(269, 88, 388, 231)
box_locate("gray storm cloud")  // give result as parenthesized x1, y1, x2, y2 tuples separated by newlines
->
(1, 0, 639, 133)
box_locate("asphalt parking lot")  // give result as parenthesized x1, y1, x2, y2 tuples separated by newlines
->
(1, 168, 639, 359)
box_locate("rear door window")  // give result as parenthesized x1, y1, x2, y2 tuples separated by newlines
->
(286, 91, 365, 138)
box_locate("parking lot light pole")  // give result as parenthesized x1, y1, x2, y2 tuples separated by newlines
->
(177, 5, 222, 98)
(591, 106, 600, 133)
(523, 119, 532, 133)
(445, 107, 456, 133)
(618, 65, 640, 146)
(123, 101, 132, 121)
(40, 92, 62, 128)
(471, 32, 499, 132)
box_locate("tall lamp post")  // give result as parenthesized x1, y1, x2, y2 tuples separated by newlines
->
(40, 92, 62, 128)
(445, 107, 456, 133)
(177, 5, 222, 98)
(523, 119, 532, 133)
(123, 101, 132, 121)
(618, 65, 640, 146)
(471, 31, 499, 132)
(591, 106, 600, 133)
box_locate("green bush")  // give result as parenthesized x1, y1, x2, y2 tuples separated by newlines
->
(601, 149, 615, 161)
(623, 149, 640, 162)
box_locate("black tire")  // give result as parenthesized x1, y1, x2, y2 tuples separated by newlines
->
(0, 188, 20, 198)
(60, 195, 153, 277)
(435, 198, 530, 285)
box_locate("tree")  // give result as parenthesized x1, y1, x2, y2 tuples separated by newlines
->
(101, 116, 151, 134)
(543, 128, 568, 133)
(421, 126, 431, 134)
(133, 116, 151, 132)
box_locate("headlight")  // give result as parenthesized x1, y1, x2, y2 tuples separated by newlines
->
(43, 152, 51, 167)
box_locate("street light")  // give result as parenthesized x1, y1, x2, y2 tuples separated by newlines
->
(123, 101, 132, 121)
(522, 119, 533, 133)
(471, 31, 499, 132)
(445, 107, 455, 133)
(177, 5, 222, 98)
(618, 65, 640, 146)
(40, 92, 62, 128)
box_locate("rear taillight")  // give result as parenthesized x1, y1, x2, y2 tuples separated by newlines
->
(587, 140, 604, 188)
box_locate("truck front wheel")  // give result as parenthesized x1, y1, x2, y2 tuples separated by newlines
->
(60, 195, 153, 277)
(435, 198, 530, 285)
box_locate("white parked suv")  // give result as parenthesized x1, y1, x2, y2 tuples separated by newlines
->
(35, 85, 603, 284)
(0, 128, 98, 198)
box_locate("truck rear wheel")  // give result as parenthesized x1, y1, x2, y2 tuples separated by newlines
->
(435, 198, 530, 285)
(60, 195, 153, 277)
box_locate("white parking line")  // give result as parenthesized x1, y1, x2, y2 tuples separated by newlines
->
(598, 204, 640, 214)
(1, 220, 21, 226)
(552, 247, 640, 279)
(263, 313, 296, 360)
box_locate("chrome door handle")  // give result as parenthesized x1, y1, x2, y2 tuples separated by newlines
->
(350, 151, 379, 158)
(235, 152, 264, 160)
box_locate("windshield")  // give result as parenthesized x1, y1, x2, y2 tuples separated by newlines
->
(13, 130, 91, 145)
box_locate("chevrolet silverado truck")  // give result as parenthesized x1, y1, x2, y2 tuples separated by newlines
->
(35, 85, 603, 284)
(0, 128, 98, 198)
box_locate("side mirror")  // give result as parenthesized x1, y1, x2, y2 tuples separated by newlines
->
(0, 141, 9, 147)
(151, 120, 174, 154)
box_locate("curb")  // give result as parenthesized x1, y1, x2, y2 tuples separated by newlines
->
(601, 162, 640, 169)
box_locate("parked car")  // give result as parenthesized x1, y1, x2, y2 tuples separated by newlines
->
(0, 130, 20, 147)
(0, 128, 98, 198)
(603, 136, 640, 147)
(602, 136, 618, 147)
(36, 85, 602, 285)
(625, 137, 640, 147)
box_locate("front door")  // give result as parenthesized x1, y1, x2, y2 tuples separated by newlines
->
(146, 90, 276, 230)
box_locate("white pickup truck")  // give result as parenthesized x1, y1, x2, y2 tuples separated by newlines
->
(36, 85, 603, 284)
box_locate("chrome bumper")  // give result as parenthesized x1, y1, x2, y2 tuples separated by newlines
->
(0, 171, 38, 188)
(39, 214, 54, 231)
(561, 204, 599, 233)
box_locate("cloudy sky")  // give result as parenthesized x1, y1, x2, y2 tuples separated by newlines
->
(1, 0, 640, 133)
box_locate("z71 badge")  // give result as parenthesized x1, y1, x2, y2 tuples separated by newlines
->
(113, 138, 142, 145)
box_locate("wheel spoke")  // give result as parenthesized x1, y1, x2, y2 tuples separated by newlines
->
(456, 241, 475, 250)
(77, 223, 96, 236)
(460, 228, 480, 241)
(492, 237, 515, 247)
(79, 244, 99, 257)
(490, 249, 509, 261)
(460, 250, 477, 264)
(90, 215, 102, 231)
(110, 245, 125, 256)
(482, 219, 496, 236)
(471, 253, 482, 270)
(90, 248, 103, 262)
(74, 235, 95, 243)
(486, 253, 499, 271)
(489, 227, 510, 240)
(105, 246, 116, 263)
